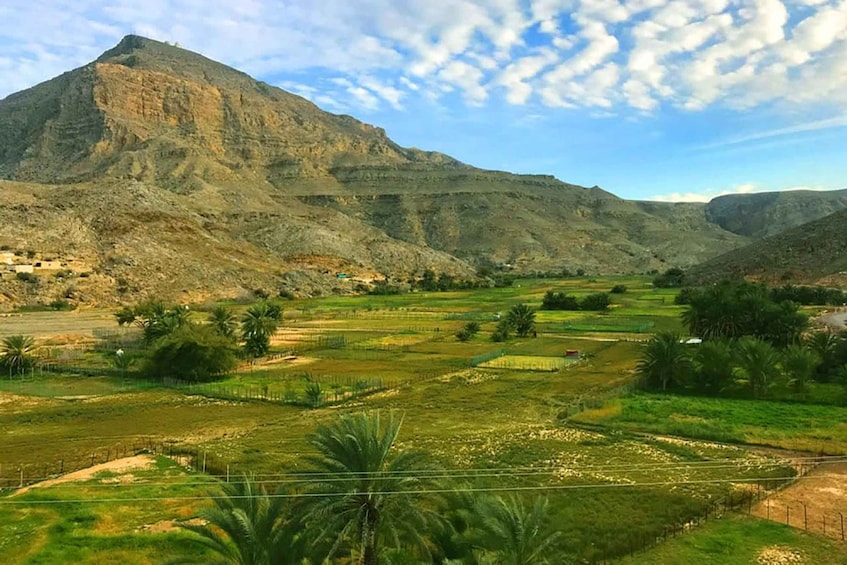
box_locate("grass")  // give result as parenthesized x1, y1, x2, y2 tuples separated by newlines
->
(2, 276, 844, 562)
(617, 515, 847, 564)
(573, 393, 847, 452)
(0, 457, 212, 564)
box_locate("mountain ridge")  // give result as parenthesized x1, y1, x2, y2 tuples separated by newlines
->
(0, 35, 844, 306)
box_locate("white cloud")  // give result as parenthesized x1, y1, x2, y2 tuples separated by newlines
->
(648, 182, 833, 202)
(0, 0, 845, 117)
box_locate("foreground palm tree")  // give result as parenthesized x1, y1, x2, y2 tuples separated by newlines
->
(1, 334, 36, 376)
(304, 411, 435, 564)
(181, 475, 302, 564)
(637, 332, 690, 391)
(470, 495, 561, 565)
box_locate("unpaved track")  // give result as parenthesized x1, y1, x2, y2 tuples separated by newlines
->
(12, 454, 155, 496)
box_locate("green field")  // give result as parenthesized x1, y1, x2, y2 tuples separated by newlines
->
(618, 516, 847, 564)
(573, 393, 847, 453)
(1, 276, 842, 563)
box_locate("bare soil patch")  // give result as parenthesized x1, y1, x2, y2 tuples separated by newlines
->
(13, 454, 155, 495)
(756, 546, 807, 564)
(752, 462, 847, 540)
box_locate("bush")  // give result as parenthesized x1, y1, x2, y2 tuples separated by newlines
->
(580, 292, 611, 311)
(541, 291, 579, 310)
(15, 272, 38, 284)
(610, 285, 627, 294)
(145, 324, 238, 382)
(456, 321, 481, 342)
(653, 267, 685, 288)
(49, 298, 74, 311)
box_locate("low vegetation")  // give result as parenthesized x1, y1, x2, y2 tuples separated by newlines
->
(2, 275, 845, 563)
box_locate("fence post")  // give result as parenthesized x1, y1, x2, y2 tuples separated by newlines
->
(786, 505, 790, 526)
(803, 502, 807, 530)
(840, 512, 844, 541)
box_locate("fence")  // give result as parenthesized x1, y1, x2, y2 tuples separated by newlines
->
(591, 457, 831, 563)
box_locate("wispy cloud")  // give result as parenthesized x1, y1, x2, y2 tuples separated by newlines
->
(697, 115, 847, 150)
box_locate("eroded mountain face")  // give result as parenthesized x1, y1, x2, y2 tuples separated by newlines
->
(0, 35, 840, 306)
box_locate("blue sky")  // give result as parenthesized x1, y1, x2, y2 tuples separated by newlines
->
(1, 0, 846, 201)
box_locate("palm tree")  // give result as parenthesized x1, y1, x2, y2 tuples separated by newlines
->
(507, 303, 536, 338)
(806, 331, 841, 381)
(241, 302, 281, 358)
(470, 495, 561, 565)
(781, 345, 819, 394)
(735, 337, 781, 398)
(181, 475, 303, 564)
(210, 305, 238, 339)
(304, 411, 436, 565)
(1, 335, 36, 376)
(637, 332, 691, 391)
(692, 340, 735, 393)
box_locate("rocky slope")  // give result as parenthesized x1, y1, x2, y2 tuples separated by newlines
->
(0, 35, 841, 305)
(705, 189, 847, 238)
(687, 208, 847, 286)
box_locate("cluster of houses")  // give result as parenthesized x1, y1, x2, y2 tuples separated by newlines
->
(1, 251, 68, 277)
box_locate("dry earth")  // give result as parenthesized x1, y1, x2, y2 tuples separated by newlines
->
(752, 462, 847, 541)
(12, 454, 155, 495)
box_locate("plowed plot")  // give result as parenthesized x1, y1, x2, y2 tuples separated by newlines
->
(752, 462, 847, 540)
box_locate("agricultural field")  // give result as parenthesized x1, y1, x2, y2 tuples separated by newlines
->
(1, 276, 845, 563)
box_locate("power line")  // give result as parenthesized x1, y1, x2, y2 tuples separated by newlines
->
(5, 452, 841, 481)
(0, 473, 840, 506)
(9, 457, 843, 491)
(5, 454, 841, 484)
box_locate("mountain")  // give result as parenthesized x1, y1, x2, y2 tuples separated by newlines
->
(0, 35, 839, 306)
(687, 208, 847, 286)
(705, 189, 847, 238)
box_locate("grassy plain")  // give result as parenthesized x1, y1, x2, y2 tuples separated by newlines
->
(0, 276, 840, 562)
(573, 393, 847, 453)
(618, 516, 847, 564)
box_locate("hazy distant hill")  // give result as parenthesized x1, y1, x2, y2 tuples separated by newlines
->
(688, 208, 847, 286)
(0, 35, 841, 305)
(705, 189, 847, 238)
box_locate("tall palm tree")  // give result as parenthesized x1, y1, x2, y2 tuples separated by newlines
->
(1, 335, 36, 376)
(210, 305, 238, 339)
(692, 339, 735, 393)
(637, 332, 691, 391)
(735, 337, 781, 398)
(241, 301, 281, 358)
(181, 475, 303, 564)
(304, 411, 435, 565)
(806, 331, 841, 381)
(507, 303, 536, 338)
(470, 495, 561, 565)
(781, 345, 819, 394)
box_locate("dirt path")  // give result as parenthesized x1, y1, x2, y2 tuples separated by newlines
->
(12, 454, 155, 496)
(751, 462, 847, 541)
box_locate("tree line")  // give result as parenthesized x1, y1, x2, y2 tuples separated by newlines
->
(639, 281, 847, 399)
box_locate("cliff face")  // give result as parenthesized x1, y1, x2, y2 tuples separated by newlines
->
(0, 35, 830, 305)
